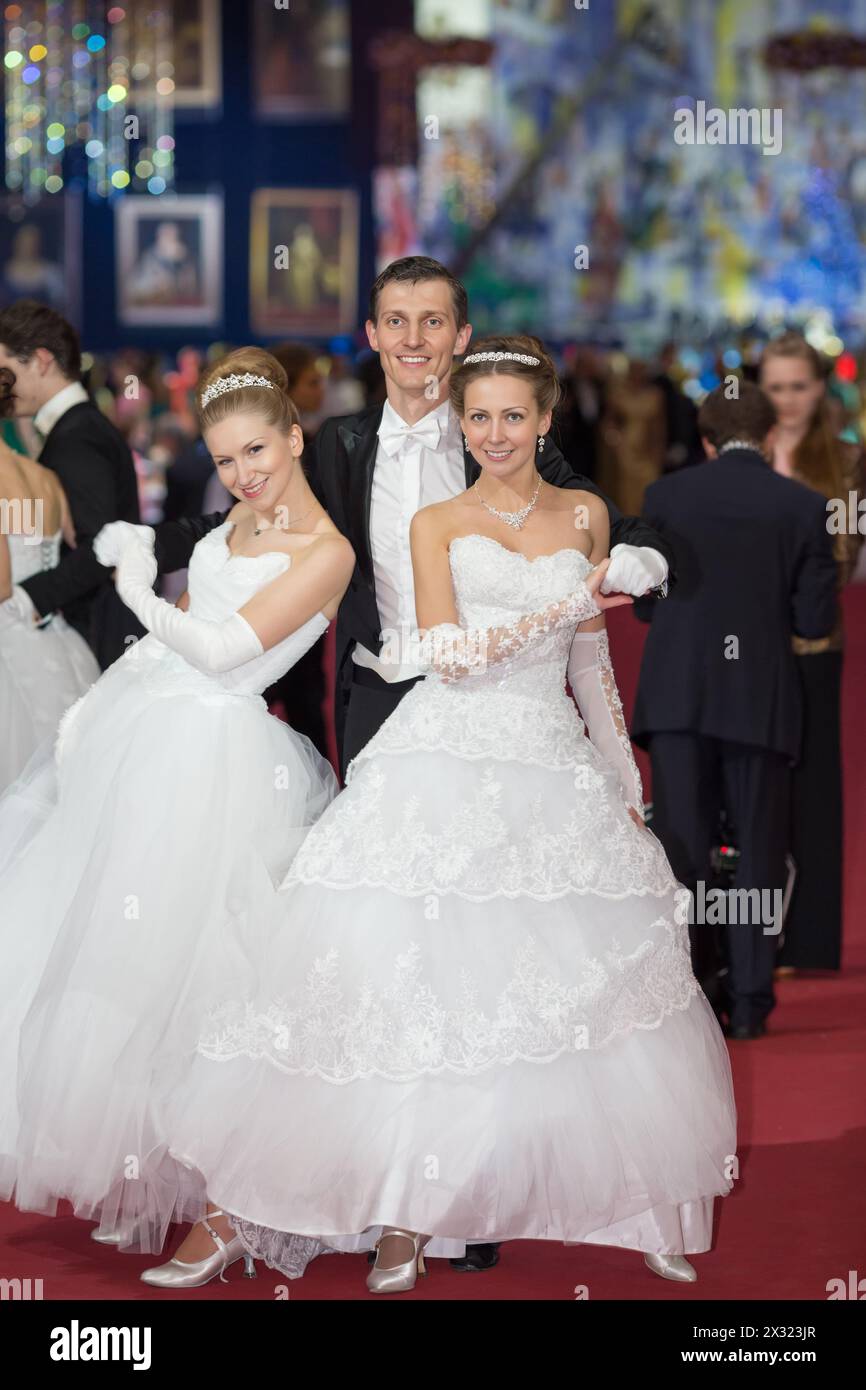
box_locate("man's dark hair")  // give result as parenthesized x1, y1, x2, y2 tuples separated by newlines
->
(698, 381, 777, 451)
(0, 299, 81, 380)
(368, 256, 468, 329)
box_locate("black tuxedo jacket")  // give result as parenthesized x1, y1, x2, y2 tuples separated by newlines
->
(150, 404, 676, 761)
(20, 398, 146, 670)
(631, 448, 839, 762)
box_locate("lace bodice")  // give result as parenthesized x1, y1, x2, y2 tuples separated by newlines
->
(8, 529, 62, 584)
(349, 534, 595, 779)
(117, 519, 330, 698)
(442, 533, 593, 697)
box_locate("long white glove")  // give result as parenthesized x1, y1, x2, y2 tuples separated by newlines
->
(113, 531, 264, 674)
(416, 582, 601, 683)
(93, 520, 157, 568)
(567, 627, 644, 817)
(600, 543, 668, 597)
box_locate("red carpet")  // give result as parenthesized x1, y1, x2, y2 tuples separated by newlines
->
(1, 588, 863, 1301)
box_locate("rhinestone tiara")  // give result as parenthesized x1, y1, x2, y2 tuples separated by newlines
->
(200, 372, 276, 408)
(461, 351, 540, 366)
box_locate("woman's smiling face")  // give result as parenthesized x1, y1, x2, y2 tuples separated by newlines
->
(205, 411, 303, 508)
(461, 374, 550, 480)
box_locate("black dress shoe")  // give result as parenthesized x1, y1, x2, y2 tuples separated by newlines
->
(724, 1020, 767, 1040)
(449, 1243, 500, 1272)
(367, 1242, 501, 1270)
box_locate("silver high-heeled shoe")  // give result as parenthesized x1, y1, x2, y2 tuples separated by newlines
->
(366, 1228, 430, 1294)
(91, 1226, 131, 1246)
(644, 1252, 697, 1283)
(140, 1210, 256, 1289)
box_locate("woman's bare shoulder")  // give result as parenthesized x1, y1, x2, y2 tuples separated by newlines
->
(294, 524, 355, 572)
(410, 496, 462, 542)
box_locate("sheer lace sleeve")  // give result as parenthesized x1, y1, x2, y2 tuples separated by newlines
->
(416, 581, 600, 683)
(567, 628, 644, 816)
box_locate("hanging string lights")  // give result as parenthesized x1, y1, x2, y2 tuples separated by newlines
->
(4, 0, 176, 201)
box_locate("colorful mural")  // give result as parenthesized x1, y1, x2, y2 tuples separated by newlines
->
(410, 0, 866, 347)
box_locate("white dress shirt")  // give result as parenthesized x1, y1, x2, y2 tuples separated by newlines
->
(32, 380, 89, 440)
(352, 396, 466, 682)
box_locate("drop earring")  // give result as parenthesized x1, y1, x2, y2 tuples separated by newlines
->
(463, 434, 469, 449)
(537, 435, 546, 453)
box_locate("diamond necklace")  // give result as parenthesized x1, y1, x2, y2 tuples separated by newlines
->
(473, 474, 543, 530)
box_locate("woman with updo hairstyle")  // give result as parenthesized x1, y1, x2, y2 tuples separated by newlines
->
(760, 332, 865, 973)
(159, 330, 736, 1293)
(449, 332, 562, 419)
(195, 346, 328, 752)
(196, 345, 298, 436)
(0, 344, 355, 1268)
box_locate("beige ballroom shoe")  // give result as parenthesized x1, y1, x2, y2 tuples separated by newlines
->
(366, 1228, 431, 1294)
(140, 1210, 256, 1289)
(644, 1252, 698, 1282)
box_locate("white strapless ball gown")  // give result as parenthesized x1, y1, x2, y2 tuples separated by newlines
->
(165, 534, 738, 1275)
(0, 531, 100, 792)
(0, 520, 338, 1252)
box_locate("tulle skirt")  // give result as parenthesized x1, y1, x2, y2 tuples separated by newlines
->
(0, 641, 337, 1253)
(0, 610, 99, 793)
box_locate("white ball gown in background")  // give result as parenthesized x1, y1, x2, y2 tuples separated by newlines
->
(0, 530, 99, 791)
(0, 519, 337, 1253)
(166, 533, 738, 1278)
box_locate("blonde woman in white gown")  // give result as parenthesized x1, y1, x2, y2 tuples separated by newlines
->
(153, 337, 737, 1292)
(0, 381, 99, 791)
(0, 349, 353, 1256)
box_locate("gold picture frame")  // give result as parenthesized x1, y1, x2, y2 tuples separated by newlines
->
(250, 188, 359, 337)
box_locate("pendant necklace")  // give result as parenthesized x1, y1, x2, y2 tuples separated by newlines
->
(253, 502, 317, 536)
(474, 474, 543, 531)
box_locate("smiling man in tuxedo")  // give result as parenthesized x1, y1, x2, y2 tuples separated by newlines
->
(142, 256, 673, 786)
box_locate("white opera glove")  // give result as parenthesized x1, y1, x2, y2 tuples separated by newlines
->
(113, 532, 264, 674)
(600, 543, 668, 598)
(416, 581, 601, 683)
(567, 628, 644, 818)
(0, 584, 41, 630)
(93, 520, 156, 568)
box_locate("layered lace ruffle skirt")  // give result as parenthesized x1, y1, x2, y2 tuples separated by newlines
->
(165, 678, 738, 1272)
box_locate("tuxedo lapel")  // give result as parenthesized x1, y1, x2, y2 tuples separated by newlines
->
(463, 444, 479, 488)
(340, 405, 383, 585)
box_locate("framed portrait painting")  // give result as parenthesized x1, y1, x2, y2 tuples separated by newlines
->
(171, 0, 222, 108)
(116, 194, 223, 327)
(250, 189, 359, 337)
(251, 0, 350, 119)
(0, 190, 82, 325)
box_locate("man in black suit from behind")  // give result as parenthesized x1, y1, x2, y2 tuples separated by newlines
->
(0, 299, 144, 669)
(631, 383, 838, 1040)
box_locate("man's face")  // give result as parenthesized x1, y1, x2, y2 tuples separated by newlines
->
(366, 277, 472, 404)
(0, 345, 47, 417)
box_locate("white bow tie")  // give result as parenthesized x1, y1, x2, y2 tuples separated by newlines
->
(378, 413, 443, 458)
